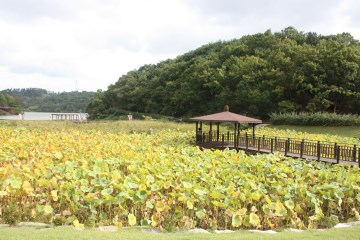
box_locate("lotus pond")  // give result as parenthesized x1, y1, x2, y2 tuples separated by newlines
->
(0, 122, 359, 230)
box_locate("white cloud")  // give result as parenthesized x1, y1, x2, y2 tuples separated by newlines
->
(0, 0, 359, 92)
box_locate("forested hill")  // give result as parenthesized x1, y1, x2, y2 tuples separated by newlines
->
(5, 88, 95, 113)
(0, 92, 22, 115)
(87, 27, 360, 119)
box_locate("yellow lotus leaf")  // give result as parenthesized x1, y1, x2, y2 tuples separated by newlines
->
(163, 181, 171, 189)
(22, 181, 34, 194)
(73, 219, 84, 228)
(44, 204, 53, 214)
(139, 184, 147, 191)
(151, 215, 160, 227)
(54, 152, 63, 160)
(155, 201, 166, 212)
(116, 221, 123, 228)
(187, 200, 194, 210)
(51, 190, 58, 201)
(31, 209, 36, 217)
(178, 195, 187, 202)
(0, 190, 9, 197)
(128, 213, 136, 226)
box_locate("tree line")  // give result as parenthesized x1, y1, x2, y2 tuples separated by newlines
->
(0, 92, 22, 115)
(86, 27, 360, 119)
(4, 88, 95, 113)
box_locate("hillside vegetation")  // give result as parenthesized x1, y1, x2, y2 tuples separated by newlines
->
(87, 27, 360, 119)
(5, 88, 95, 113)
(0, 92, 22, 115)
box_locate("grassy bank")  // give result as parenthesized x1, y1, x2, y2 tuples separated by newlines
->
(0, 120, 194, 133)
(267, 125, 360, 138)
(0, 225, 360, 240)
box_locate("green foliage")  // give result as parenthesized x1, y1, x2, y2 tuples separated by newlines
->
(87, 27, 360, 119)
(270, 112, 360, 126)
(0, 92, 22, 115)
(3, 203, 21, 226)
(5, 88, 95, 113)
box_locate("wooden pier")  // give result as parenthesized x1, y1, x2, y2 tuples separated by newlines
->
(197, 132, 360, 167)
(51, 113, 87, 122)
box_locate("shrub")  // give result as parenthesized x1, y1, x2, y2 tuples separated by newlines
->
(270, 112, 360, 126)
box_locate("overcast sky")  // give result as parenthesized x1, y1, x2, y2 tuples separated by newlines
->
(1, 0, 359, 92)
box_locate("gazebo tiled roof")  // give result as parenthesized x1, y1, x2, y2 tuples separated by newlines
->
(189, 109, 262, 124)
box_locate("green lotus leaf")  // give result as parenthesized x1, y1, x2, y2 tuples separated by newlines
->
(151, 183, 161, 191)
(146, 201, 154, 209)
(196, 209, 206, 220)
(126, 181, 139, 189)
(194, 188, 207, 196)
(10, 177, 22, 189)
(285, 200, 295, 210)
(101, 188, 113, 196)
(182, 181, 193, 189)
(146, 175, 155, 183)
(136, 190, 148, 200)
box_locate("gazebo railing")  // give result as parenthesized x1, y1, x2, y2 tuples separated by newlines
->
(197, 131, 360, 166)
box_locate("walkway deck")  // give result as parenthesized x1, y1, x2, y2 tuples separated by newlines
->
(197, 132, 360, 167)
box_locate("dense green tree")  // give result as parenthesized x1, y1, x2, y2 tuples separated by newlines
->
(87, 28, 360, 119)
(0, 92, 22, 115)
(5, 88, 95, 113)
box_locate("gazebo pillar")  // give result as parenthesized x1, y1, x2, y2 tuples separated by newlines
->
(252, 123, 256, 138)
(234, 123, 237, 147)
(216, 122, 220, 142)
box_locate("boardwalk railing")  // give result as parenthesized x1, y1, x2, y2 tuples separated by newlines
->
(197, 131, 360, 167)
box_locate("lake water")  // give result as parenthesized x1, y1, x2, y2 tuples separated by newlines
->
(0, 112, 88, 121)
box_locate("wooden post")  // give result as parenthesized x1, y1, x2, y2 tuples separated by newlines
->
(358, 147, 360, 168)
(236, 134, 240, 148)
(300, 139, 304, 158)
(270, 138, 274, 153)
(227, 131, 230, 141)
(352, 145, 357, 162)
(234, 123, 237, 148)
(257, 137, 261, 152)
(288, 138, 291, 153)
(209, 122, 213, 143)
(336, 146, 340, 164)
(195, 121, 198, 140)
(245, 132, 249, 150)
(317, 141, 321, 161)
(216, 122, 220, 142)
(274, 137, 277, 151)
(252, 124, 255, 138)
(284, 139, 288, 156)
(221, 134, 224, 147)
(262, 135, 265, 148)
(334, 143, 337, 159)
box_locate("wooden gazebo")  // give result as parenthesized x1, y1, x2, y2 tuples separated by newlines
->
(189, 105, 262, 149)
(189, 106, 360, 167)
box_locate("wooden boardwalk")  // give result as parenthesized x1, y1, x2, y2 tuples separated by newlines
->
(197, 132, 360, 167)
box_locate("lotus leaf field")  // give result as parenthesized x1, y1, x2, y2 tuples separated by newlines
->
(0, 125, 360, 230)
